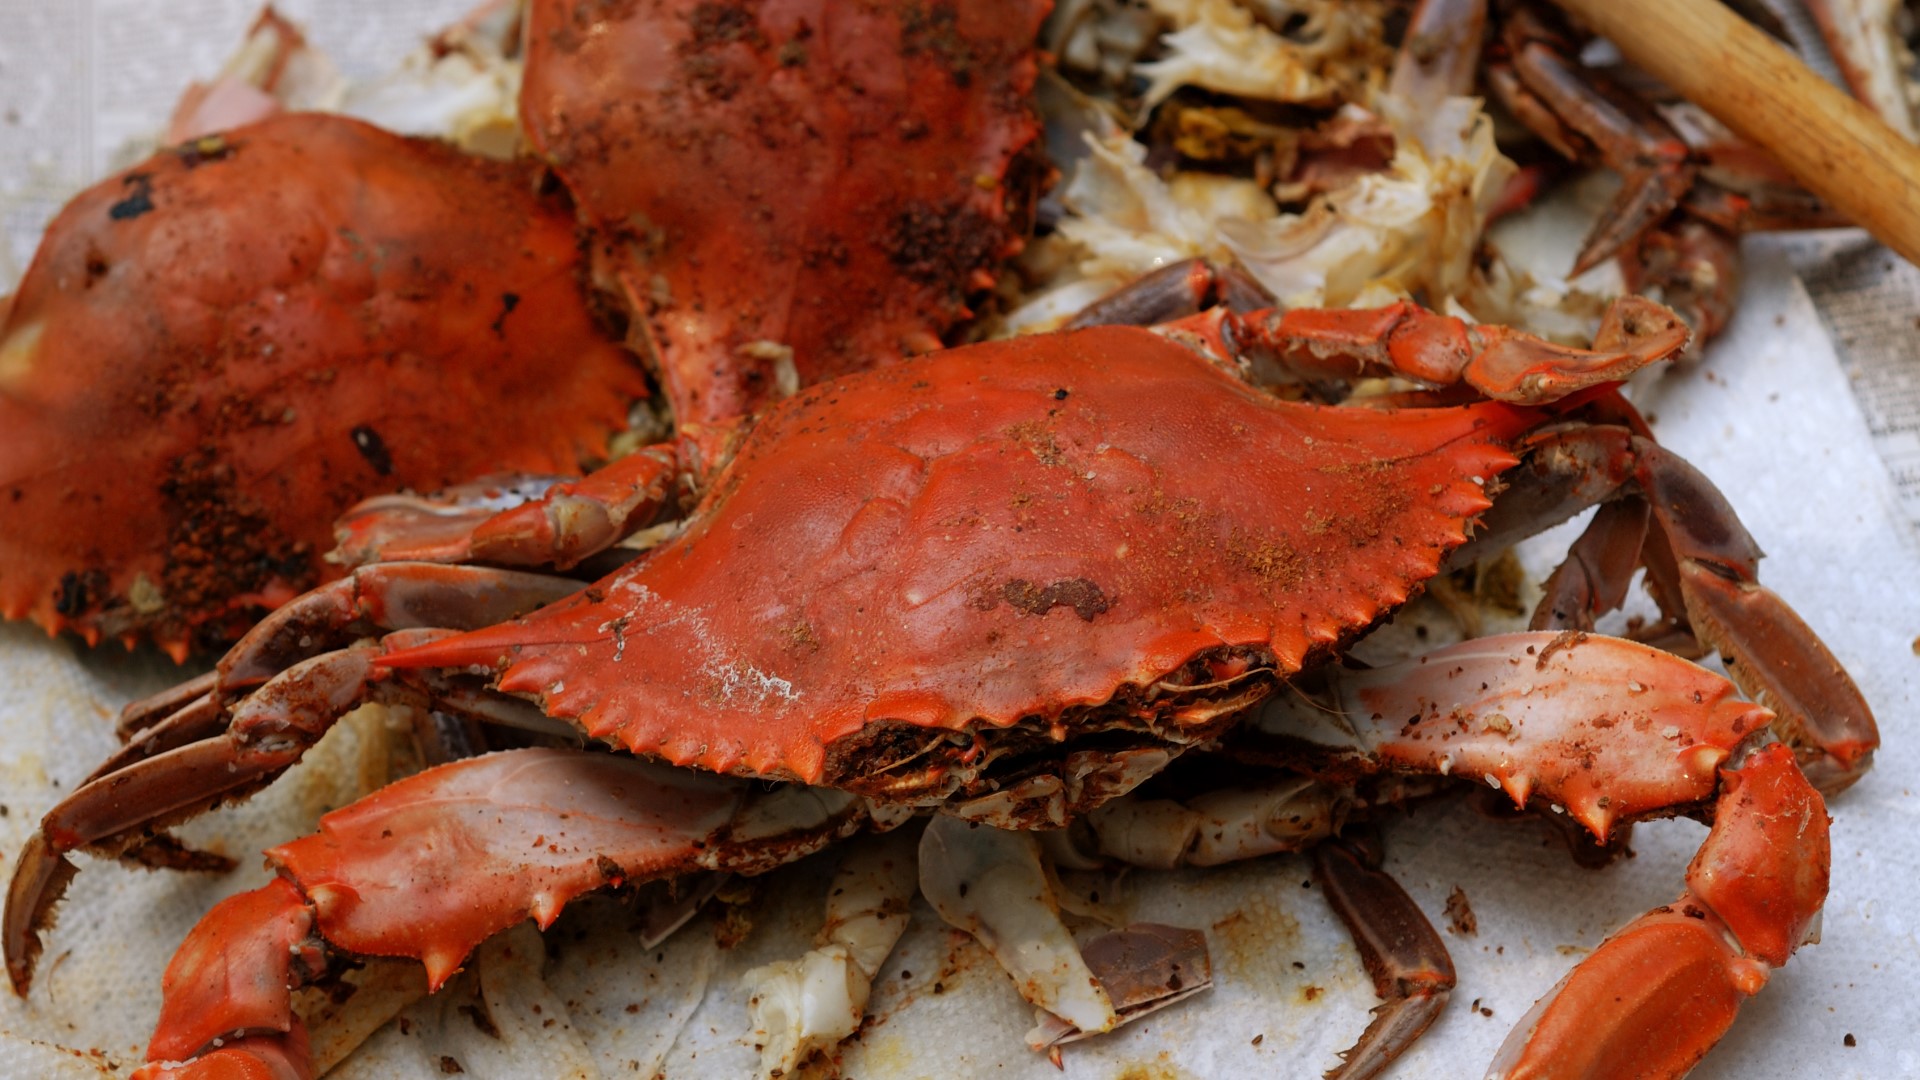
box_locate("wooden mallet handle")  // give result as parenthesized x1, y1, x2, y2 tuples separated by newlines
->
(1549, 0, 1920, 267)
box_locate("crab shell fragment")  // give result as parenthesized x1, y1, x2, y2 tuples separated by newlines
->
(0, 113, 646, 657)
(393, 323, 1531, 795)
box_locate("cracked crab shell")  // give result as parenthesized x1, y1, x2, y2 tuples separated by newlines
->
(390, 326, 1535, 789)
(521, 0, 1051, 427)
(0, 113, 647, 657)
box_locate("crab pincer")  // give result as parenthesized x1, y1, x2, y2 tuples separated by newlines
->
(1252, 633, 1831, 1080)
(4, 291, 1875, 1079)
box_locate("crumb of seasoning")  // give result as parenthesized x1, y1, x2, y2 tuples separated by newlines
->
(1445, 886, 1478, 936)
(1251, 1034, 1264, 1046)
(1845, 1033, 1857, 1047)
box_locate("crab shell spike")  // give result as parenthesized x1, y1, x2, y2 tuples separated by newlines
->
(1300, 631, 1773, 841)
(520, 0, 1051, 427)
(0, 113, 645, 654)
(1487, 744, 1829, 1079)
(377, 325, 1539, 785)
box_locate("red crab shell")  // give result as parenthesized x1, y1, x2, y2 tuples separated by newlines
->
(392, 325, 1532, 785)
(521, 0, 1051, 427)
(0, 113, 646, 656)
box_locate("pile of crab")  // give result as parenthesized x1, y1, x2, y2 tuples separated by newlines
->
(0, 1, 1894, 1077)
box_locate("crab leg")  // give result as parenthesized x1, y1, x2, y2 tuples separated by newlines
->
(1487, 743, 1825, 1079)
(131, 748, 868, 1080)
(332, 441, 685, 570)
(1458, 421, 1878, 792)
(1312, 837, 1457, 1080)
(1064, 258, 1275, 330)
(1208, 294, 1689, 405)
(3, 563, 581, 993)
(1488, 7, 1698, 277)
(1257, 631, 1829, 1078)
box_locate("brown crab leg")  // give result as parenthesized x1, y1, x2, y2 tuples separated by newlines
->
(130, 748, 869, 1080)
(116, 670, 218, 742)
(1489, 7, 1698, 277)
(216, 562, 580, 689)
(1388, 0, 1487, 103)
(1530, 497, 1651, 633)
(1065, 258, 1275, 330)
(92, 692, 227, 783)
(1311, 836, 1456, 1080)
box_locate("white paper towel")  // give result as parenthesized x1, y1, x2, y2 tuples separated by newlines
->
(2, 3, 1917, 1074)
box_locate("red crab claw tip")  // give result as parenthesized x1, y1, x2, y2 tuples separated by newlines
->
(146, 877, 313, 1067)
(1489, 745, 1828, 1080)
(1487, 911, 1755, 1080)
(132, 1029, 313, 1080)
(1686, 744, 1830, 969)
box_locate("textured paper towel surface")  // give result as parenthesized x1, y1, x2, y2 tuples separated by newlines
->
(2, 5, 1919, 1076)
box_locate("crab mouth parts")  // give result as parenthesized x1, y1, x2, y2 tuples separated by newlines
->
(823, 646, 1281, 825)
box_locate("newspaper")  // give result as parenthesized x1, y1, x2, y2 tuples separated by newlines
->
(1785, 234, 1920, 533)
(3, 5, 1919, 1080)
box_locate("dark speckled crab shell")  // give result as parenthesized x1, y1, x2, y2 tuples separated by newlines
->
(0, 114, 646, 658)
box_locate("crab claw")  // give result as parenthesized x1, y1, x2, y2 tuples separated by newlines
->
(130, 748, 867, 1079)
(1472, 420, 1878, 793)
(131, 878, 318, 1080)
(1258, 633, 1830, 1079)
(1487, 744, 1827, 1079)
(1214, 295, 1689, 404)
(3, 563, 582, 994)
